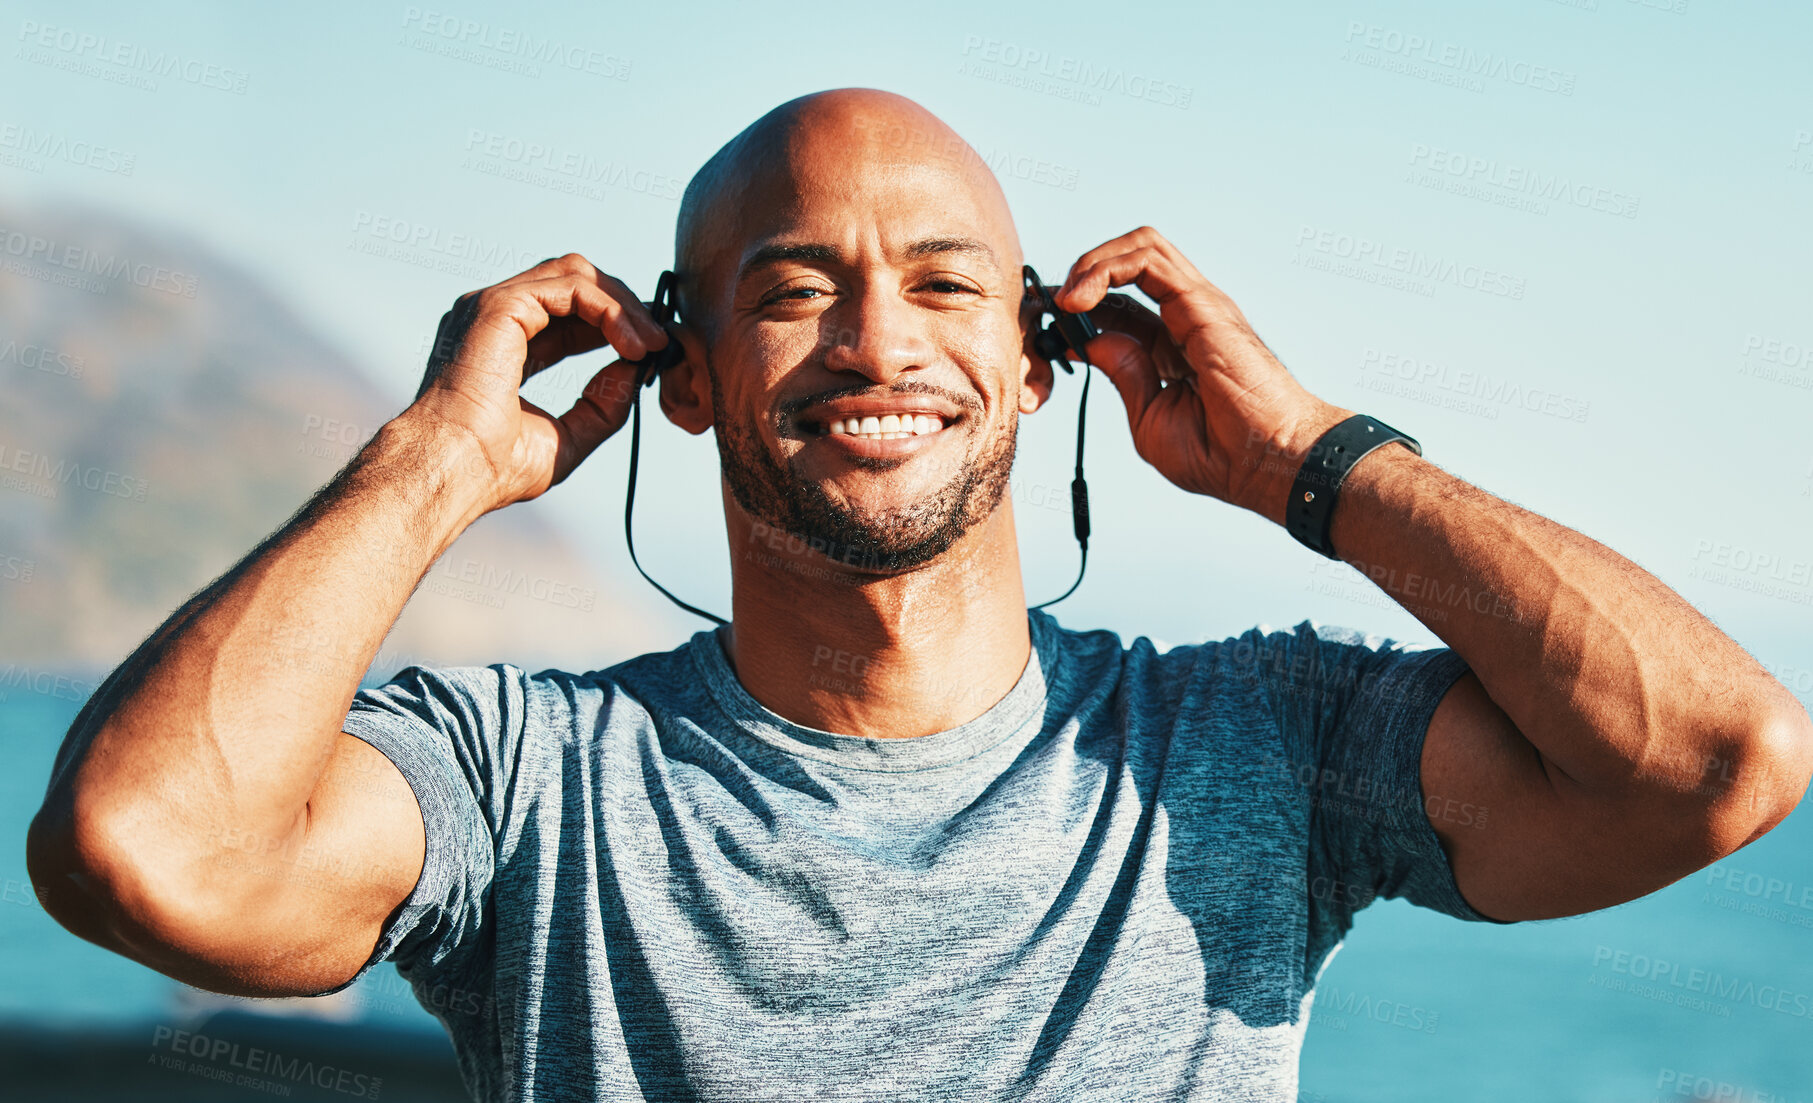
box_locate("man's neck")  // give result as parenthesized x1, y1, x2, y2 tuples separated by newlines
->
(722, 496, 1034, 740)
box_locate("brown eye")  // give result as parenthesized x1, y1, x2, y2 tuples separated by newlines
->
(765, 286, 828, 305)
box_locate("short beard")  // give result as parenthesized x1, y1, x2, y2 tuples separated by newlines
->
(713, 381, 1015, 573)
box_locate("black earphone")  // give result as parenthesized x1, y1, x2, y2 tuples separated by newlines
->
(1019, 264, 1096, 610)
(620, 271, 724, 625)
(619, 265, 1096, 625)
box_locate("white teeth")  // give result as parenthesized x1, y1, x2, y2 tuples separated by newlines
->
(819, 414, 948, 438)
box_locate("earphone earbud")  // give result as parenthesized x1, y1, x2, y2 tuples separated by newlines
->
(1023, 266, 1100, 380)
(628, 270, 684, 386)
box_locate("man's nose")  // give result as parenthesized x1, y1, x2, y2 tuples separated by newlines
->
(819, 288, 930, 383)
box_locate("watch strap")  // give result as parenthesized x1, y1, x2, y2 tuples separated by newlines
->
(1285, 414, 1422, 559)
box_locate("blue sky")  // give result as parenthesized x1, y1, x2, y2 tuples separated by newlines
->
(6, 0, 1811, 690)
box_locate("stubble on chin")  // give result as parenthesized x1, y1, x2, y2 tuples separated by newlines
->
(712, 391, 1017, 573)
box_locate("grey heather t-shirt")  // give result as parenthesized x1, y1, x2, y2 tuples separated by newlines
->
(334, 609, 1493, 1101)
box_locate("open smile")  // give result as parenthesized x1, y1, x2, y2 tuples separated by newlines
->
(789, 396, 967, 455)
(818, 413, 946, 439)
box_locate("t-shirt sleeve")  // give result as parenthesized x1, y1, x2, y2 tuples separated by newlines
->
(1250, 620, 1505, 931)
(322, 662, 527, 992)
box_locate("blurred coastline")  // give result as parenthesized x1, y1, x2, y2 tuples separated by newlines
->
(0, 201, 670, 679)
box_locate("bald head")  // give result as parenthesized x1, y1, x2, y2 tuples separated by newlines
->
(673, 89, 1021, 334)
(656, 89, 1054, 589)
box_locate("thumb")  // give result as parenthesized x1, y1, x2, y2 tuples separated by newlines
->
(1085, 331, 1162, 431)
(552, 358, 641, 485)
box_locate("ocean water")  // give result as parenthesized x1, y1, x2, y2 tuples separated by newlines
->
(4, 691, 1810, 1100)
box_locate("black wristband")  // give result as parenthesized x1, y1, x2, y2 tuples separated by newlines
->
(1285, 414, 1422, 559)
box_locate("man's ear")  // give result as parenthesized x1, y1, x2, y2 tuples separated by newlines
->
(1018, 302, 1055, 415)
(655, 322, 713, 435)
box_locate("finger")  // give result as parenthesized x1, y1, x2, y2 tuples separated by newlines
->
(494, 254, 589, 287)
(1057, 227, 1207, 303)
(489, 252, 625, 300)
(474, 255, 669, 355)
(1083, 288, 1159, 330)
(1055, 246, 1230, 367)
(498, 274, 659, 380)
(1057, 245, 1189, 315)
(430, 276, 637, 401)
(1032, 270, 1184, 380)
(594, 271, 669, 353)
(1057, 228, 1157, 293)
(447, 253, 601, 331)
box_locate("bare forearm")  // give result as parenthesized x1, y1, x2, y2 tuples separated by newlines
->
(35, 414, 490, 895)
(1050, 225, 1807, 914)
(1330, 445, 1809, 803)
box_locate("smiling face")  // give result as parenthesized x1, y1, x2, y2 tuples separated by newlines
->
(672, 91, 1048, 572)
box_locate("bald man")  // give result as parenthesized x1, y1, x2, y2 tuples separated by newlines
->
(28, 89, 1813, 1101)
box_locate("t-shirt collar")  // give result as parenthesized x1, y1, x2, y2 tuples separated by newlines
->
(688, 608, 1056, 772)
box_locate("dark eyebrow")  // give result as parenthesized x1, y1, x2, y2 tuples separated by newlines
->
(904, 236, 996, 268)
(740, 242, 842, 275)
(737, 236, 998, 280)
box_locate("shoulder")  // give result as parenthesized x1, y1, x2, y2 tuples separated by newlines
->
(1030, 613, 1442, 741)
(503, 632, 728, 754)
(1204, 618, 1438, 696)
(575, 630, 718, 711)
(354, 635, 704, 741)
(353, 662, 534, 731)
(1030, 609, 1337, 691)
(1024, 612, 1439, 695)
(1031, 610, 1237, 727)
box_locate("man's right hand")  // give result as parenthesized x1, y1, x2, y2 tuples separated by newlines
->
(407, 253, 669, 511)
(24, 252, 671, 997)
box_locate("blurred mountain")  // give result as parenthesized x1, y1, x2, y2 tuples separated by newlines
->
(0, 202, 667, 677)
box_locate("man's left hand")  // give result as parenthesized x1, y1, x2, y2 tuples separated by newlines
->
(1054, 226, 1349, 524)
